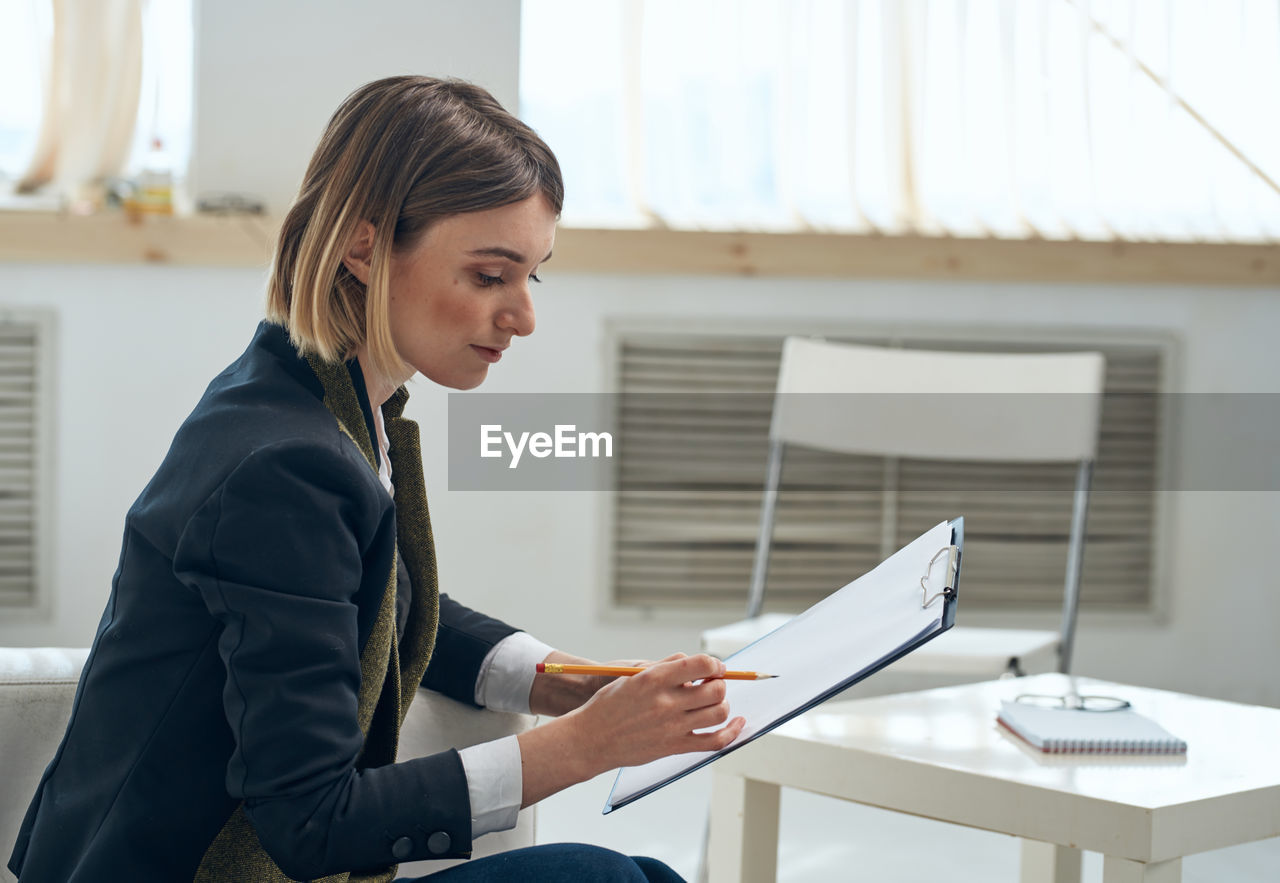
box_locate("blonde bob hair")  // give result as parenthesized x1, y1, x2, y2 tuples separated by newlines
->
(266, 76, 564, 384)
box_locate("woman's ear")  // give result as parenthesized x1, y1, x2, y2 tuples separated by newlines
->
(342, 220, 376, 284)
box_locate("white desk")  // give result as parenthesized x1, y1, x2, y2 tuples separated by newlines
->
(707, 674, 1280, 883)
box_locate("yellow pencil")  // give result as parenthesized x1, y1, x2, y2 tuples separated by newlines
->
(536, 663, 777, 680)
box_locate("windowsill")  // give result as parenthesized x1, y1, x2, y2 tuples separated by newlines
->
(1, 209, 1277, 286)
(0, 209, 278, 268)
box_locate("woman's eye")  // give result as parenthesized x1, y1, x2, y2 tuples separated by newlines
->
(477, 273, 503, 287)
(529, 273, 543, 284)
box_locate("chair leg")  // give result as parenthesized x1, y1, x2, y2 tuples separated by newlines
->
(693, 810, 710, 883)
(745, 441, 785, 619)
(1058, 460, 1094, 674)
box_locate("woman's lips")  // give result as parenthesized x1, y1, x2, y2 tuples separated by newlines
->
(471, 345, 504, 364)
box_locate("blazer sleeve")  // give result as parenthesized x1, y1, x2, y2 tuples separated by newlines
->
(421, 593, 520, 706)
(173, 439, 475, 879)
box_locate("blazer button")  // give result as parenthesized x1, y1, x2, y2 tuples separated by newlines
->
(427, 831, 452, 855)
(391, 835, 414, 860)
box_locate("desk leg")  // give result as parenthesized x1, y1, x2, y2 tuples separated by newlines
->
(1101, 856, 1182, 883)
(1020, 839, 1082, 883)
(708, 770, 780, 883)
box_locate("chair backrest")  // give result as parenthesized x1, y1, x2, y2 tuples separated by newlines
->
(747, 339, 1107, 672)
(770, 337, 1106, 462)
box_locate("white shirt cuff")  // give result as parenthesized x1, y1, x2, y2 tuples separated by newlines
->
(474, 631, 556, 714)
(457, 735, 523, 837)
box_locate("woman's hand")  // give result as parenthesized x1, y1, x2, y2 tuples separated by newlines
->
(517, 653, 747, 807)
(569, 653, 747, 768)
(528, 650, 651, 717)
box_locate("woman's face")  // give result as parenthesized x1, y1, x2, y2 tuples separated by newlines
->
(386, 194, 557, 390)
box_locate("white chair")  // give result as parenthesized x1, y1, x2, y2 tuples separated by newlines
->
(700, 337, 1106, 678)
(0, 646, 536, 882)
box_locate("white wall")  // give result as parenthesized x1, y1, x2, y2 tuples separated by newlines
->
(2, 265, 1278, 707)
(0, 265, 268, 643)
(189, 0, 522, 213)
(431, 275, 1280, 708)
(2, 0, 1278, 709)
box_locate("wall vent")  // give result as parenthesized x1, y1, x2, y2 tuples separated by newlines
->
(0, 309, 55, 614)
(609, 328, 1166, 614)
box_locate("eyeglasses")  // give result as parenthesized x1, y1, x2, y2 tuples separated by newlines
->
(1015, 693, 1132, 712)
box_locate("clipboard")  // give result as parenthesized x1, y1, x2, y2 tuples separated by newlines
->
(604, 517, 964, 813)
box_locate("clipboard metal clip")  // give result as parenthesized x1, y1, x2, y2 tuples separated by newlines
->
(920, 545, 959, 608)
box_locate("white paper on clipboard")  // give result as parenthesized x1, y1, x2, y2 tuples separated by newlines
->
(604, 518, 963, 813)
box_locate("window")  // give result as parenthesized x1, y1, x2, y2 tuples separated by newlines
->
(608, 327, 1166, 614)
(0, 0, 47, 182)
(0, 309, 56, 614)
(124, 0, 194, 184)
(521, 0, 1280, 241)
(0, 0, 193, 200)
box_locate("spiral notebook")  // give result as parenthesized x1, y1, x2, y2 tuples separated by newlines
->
(997, 701, 1188, 755)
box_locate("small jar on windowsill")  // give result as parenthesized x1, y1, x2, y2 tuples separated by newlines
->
(122, 137, 175, 217)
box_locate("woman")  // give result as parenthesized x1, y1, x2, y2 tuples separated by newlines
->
(9, 76, 744, 883)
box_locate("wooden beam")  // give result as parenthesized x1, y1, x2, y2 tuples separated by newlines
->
(1, 211, 1277, 287)
(0, 211, 275, 268)
(551, 228, 1280, 287)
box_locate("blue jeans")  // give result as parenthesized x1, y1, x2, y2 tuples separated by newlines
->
(396, 843, 684, 882)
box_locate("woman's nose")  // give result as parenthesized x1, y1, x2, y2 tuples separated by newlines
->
(497, 286, 536, 337)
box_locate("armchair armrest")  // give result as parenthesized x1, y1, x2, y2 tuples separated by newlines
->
(393, 689, 538, 875)
(1, 647, 91, 883)
(0, 650, 537, 882)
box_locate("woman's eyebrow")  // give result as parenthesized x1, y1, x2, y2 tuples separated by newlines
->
(467, 246, 554, 264)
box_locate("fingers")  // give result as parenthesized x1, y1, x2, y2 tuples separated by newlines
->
(616, 656, 734, 719)
(685, 676, 727, 709)
(685, 698, 732, 731)
(623, 655, 728, 719)
(685, 716, 747, 753)
(571, 654, 745, 770)
(642, 653, 725, 687)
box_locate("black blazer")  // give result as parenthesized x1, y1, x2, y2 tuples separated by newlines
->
(10, 323, 520, 882)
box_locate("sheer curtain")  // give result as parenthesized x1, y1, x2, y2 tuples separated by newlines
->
(520, 0, 1280, 241)
(1, 0, 191, 203)
(18, 0, 144, 197)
